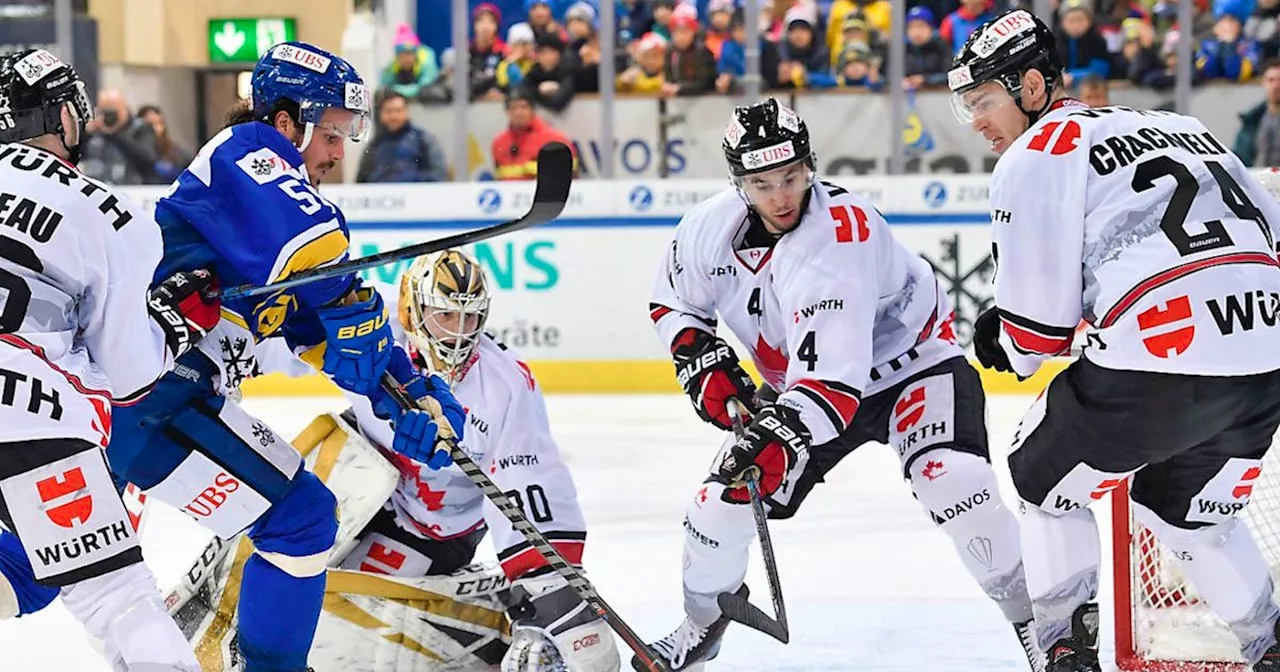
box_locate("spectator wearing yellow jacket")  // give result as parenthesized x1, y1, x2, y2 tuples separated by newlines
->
(827, 0, 891, 56)
(496, 22, 537, 92)
(617, 32, 669, 93)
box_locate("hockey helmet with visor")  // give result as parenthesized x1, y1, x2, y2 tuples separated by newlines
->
(251, 42, 372, 149)
(723, 98, 816, 211)
(400, 250, 491, 384)
(0, 49, 93, 161)
(947, 9, 1062, 125)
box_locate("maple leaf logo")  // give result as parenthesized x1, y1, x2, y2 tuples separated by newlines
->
(922, 460, 946, 481)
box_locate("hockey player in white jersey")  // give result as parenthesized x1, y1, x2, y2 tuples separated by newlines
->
(642, 98, 1039, 670)
(335, 249, 619, 672)
(0, 50, 221, 670)
(950, 10, 1280, 671)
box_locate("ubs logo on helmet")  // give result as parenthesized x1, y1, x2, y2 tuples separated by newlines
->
(972, 10, 1037, 58)
(741, 141, 796, 170)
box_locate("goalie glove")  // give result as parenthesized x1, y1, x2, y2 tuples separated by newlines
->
(148, 268, 220, 360)
(500, 573, 619, 672)
(715, 405, 810, 504)
(672, 328, 758, 430)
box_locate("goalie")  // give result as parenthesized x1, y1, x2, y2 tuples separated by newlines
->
(174, 249, 620, 672)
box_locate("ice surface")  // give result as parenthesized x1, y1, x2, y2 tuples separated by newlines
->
(0, 394, 1123, 671)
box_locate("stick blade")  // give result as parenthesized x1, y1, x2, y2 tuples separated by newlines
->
(718, 590, 790, 643)
(530, 141, 574, 218)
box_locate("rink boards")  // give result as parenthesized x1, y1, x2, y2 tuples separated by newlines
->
(116, 175, 1070, 395)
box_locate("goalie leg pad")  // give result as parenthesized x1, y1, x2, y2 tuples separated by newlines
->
(910, 449, 1032, 623)
(0, 529, 56, 617)
(339, 503, 485, 577)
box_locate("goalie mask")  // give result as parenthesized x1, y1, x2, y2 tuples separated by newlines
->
(400, 250, 491, 383)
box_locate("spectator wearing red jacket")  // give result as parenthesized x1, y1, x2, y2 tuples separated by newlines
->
(491, 89, 577, 181)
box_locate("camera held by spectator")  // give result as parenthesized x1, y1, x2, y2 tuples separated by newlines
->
(79, 89, 159, 185)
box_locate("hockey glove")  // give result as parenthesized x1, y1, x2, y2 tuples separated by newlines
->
(672, 328, 759, 430)
(716, 405, 810, 504)
(973, 307, 1014, 374)
(317, 286, 393, 396)
(371, 346, 463, 469)
(500, 573, 619, 672)
(148, 268, 220, 360)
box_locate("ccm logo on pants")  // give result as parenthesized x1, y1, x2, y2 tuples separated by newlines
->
(1, 450, 138, 582)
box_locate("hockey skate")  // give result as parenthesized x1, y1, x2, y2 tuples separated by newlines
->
(1255, 619, 1280, 671)
(1044, 603, 1101, 672)
(1013, 619, 1047, 672)
(634, 586, 748, 671)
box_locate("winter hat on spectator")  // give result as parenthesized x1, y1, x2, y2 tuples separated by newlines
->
(841, 13, 869, 33)
(1058, 0, 1093, 18)
(709, 0, 736, 14)
(838, 42, 873, 69)
(507, 22, 535, 45)
(566, 2, 597, 25)
(636, 31, 668, 53)
(1121, 17, 1145, 40)
(473, 3, 501, 25)
(671, 3, 700, 30)
(1215, 0, 1250, 21)
(535, 30, 566, 51)
(393, 23, 421, 53)
(525, 0, 550, 10)
(785, 2, 819, 28)
(906, 6, 936, 28)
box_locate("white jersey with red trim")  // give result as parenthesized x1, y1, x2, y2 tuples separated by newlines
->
(0, 143, 173, 447)
(348, 333, 588, 580)
(650, 183, 962, 445)
(989, 101, 1280, 378)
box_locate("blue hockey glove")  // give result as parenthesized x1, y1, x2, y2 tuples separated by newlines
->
(371, 346, 465, 470)
(317, 286, 393, 395)
(392, 411, 454, 469)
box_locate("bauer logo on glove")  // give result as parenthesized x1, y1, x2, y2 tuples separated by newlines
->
(716, 405, 810, 503)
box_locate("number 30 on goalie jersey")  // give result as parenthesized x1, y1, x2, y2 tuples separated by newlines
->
(989, 104, 1280, 379)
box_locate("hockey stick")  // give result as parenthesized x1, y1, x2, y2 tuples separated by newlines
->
(378, 375, 672, 672)
(716, 400, 790, 644)
(219, 142, 575, 301)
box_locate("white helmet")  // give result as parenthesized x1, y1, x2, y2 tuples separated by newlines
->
(399, 249, 491, 383)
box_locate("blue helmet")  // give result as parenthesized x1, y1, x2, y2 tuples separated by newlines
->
(250, 41, 372, 144)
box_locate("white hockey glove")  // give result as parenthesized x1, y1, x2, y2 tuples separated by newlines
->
(500, 573, 620, 672)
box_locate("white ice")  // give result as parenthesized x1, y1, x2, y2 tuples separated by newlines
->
(0, 393, 1126, 671)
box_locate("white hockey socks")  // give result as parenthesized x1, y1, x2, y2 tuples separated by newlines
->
(61, 562, 198, 671)
(681, 481, 755, 627)
(1134, 501, 1280, 662)
(1018, 503, 1101, 651)
(911, 450, 1032, 624)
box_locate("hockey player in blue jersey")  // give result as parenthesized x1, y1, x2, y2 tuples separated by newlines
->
(0, 42, 463, 672)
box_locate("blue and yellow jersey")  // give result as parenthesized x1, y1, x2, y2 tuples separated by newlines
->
(154, 122, 353, 357)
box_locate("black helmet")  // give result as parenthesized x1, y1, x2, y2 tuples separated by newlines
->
(0, 48, 92, 148)
(722, 98, 814, 177)
(947, 9, 1062, 120)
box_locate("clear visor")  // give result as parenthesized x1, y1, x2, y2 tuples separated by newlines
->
(413, 293, 490, 380)
(60, 81, 92, 147)
(950, 81, 1016, 125)
(731, 162, 815, 206)
(299, 101, 372, 143)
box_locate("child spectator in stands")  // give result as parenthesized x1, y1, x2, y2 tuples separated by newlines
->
(521, 30, 577, 112)
(497, 23, 537, 93)
(526, 0, 566, 40)
(470, 3, 508, 101)
(652, 0, 677, 40)
(833, 14, 885, 69)
(664, 4, 718, 96)
(1199, 4, 1262, 80)
(1246, 0, 1280, 59)
(705, 0, 736, 60)
(836, 42, 884, 90)
(827, 0, 892, 54)
(1097, 0, 1153, 55)
(564, 2, 602, 93)
(903, 6, 950, 89)
(1146, 29, 1206, 88)
(1057, 0, 1112, 87)
(1118, 18, 1164, 84)
(778, 3, 835, 88)
(381, 23, 440, 101)
(716, 10, 748, 93)
(618, 32, 670, 93)
(940, 0, 996, 55)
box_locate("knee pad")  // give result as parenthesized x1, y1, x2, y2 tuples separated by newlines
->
(249, 469, 337, 578)
(910, 449, 1005, 528)
(0, 531, 57, 618)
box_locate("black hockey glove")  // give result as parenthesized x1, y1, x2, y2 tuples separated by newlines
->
(973, 307, 1014, 374)
(672, 327, 759, 430)
(149, 268, 221, 360)
(716, 405, 809, 504)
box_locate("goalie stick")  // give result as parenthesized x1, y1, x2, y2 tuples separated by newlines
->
(716, 400, 790, 644)
(378, 374, 672, 672)
(220, 141, 574, 301)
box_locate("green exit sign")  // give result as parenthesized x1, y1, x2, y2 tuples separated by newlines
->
(208, 18, 297, 63)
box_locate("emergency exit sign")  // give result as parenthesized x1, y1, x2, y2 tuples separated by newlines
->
(208, 18, 297, 63)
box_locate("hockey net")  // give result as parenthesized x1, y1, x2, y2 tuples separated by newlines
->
(1111, 448, 1280, 670)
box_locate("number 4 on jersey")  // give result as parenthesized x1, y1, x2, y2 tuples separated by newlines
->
(830, 205, 870, 243)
